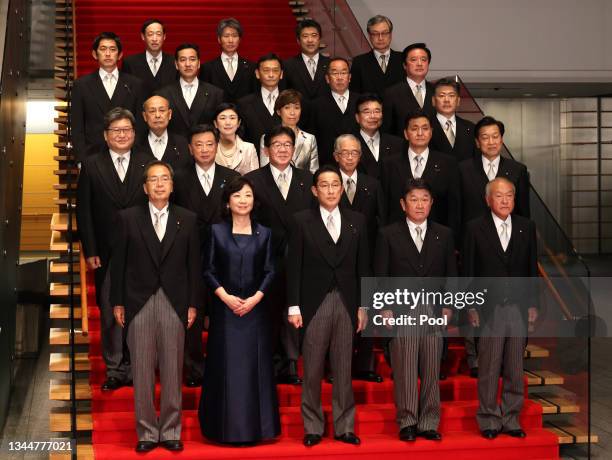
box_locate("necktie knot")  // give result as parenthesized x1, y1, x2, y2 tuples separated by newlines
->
(308, 58, 316, 79)
(277, 172, 289, 199)
(413, 155, 424, 178)
(415, 83, 424, 108)
(154, 211, 165, 240)
(326, 213, 338, 242)
(414, 225, 424, 252)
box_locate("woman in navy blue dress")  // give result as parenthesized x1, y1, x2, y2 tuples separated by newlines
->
(199, 176, 280, 444)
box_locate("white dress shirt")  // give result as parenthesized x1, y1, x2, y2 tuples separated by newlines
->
(148, 130, 168, 160)
(408, 147, 429, 178)
(482, 155, 501, 180)
(407, 77, 427, 102)
(491, 212, 512, 251)
(146, 50, 161, 76)
(109, 149, 130, 180)
(302, 52, 319, 78)
(221, 52, 238, 79)
(195, 162, 215, 195)
(149, 201, 169, 240)
(436, 113, 456, 137)
(180, 77, 199, 108)
(261, 87, 279, 115)
(373, 49, 391, 70)
(270, 163, 293, 192)
(406, 218, 427, 250)
(360, 129, 380, 161)
(99, 67, 119, 99)
(332, 90, 349, 113)
(340, 169, 358, 195)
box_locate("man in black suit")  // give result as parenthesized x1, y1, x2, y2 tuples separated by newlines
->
(463, 177, 538, 440)
(334, 134, 385, 383)
(381, 111, 460, 238)
(349, 15, 404, 97)
(76, 107, 149, 390)
(309, 57, 360, 166)
(283, 19, 330, 102)
(111, 160, 200, 453)
(172, 124, 240, 386)
(430, 78, 476, 163)
(354, 93, 403, 179)
(383, 43, 435, 137)
(238, 53, 283, 152)
(287, 165, 370, 447)
(156, 43, 224, 139)
(122, 19, 177, 98)
(460, 116, 530, 226)
(375, 178, 457, 442)
(246, 125, 314, 385)
(201, 18, 256, 103)
(72, 32, 145, 162)
(139, 95, 191, 171)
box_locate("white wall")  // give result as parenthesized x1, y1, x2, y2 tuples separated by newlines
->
(347, 0, 612, 83)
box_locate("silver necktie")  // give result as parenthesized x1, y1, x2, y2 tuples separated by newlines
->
(116, 156, 126, 181)
(203, 172, 212, 195)
(154, 211, 165, 241)
(154, 137, 164, 159)
(184, 84, 194, 107)
(151, 56, 158, 75)
(487, 161, 496, 181)
(104, 73, 115, 98)
(277, 172, 289, 199)
(380, 54, 387, 73)
(326, 213, 338, 243)
(500, 222, 509, 251)
(414, 155, 424, 178)
(368, 137, 377, 158)
(346, 178, 355, 204)
(308, 57, 316, 79)
(415, 225, 424, 252)
(445, 120, 455, 147)
(338, 95, 346, 113)
(415, 84, 424, 108)
(267, 93, 275, 115)
(226, 57, 235, 80)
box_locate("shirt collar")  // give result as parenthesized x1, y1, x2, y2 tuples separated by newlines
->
(408, 147, 429, 164)
(373, 49, 390, 61)
(302, 53, 319, 65)
(340, 169, 358, 185)
(406, 218, 427, 233)
(320, 206, 340, 222)
(109, 149, 130, 162)
(179, 77, 198, 89)
(482, 154, 501, 169)
(436, 113, 456, 127)
(149, 201, 169, 216)
(145, 50, 161, 63)
(261, 86, 279, 100)
(360, 129, 380, 144)
(148, 129, 168, 142)
(491, 212, 511, 229)
(221, 52, 238, 63)
(99, 67, 119, 80)
(332, 89, 349, 100)
(406, 77, 426, 92)
(195, 161, 215, 177)
(269, 163, 292, 181)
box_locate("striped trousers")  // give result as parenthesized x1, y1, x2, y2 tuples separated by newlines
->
(301, 289, 355, 436)
(127, 288, 185, 442)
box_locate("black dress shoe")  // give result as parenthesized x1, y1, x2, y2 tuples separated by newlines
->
(185, 375, 203, 387)
(334, 432, 360, 445)
(482, 429, 498, 439)
(277, 374, 303, 385)
(354, 371, 383, 383)
(505, 429, 526, 438)
(101, 377, 123, 391)
(418, 430, 442, 440)
(135, 441, 157, 452)
(160, 440, 183, 451)
(470, 367, 479, 378)
(303, 434, 322, 447)
(399, 425, 417, 441)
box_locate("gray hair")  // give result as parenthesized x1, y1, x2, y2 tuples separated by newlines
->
(217, 17, 243, 37)
(485, 177, 516, 197)
(143, 159, 174, 184)
(104, 107, 135, 130)
(366, 15, 393, 34)
(334, 134, 361, 153)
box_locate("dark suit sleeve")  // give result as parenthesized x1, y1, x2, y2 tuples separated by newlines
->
(286, 215, 304, 307)
(446, 229, 458, 277)
(461, 223, 476, 278)
(357, 214, 372, 281)
(381, 87, 394, 134)
(109, 211, 127, 307)
(257, 230, 276, 294)
(349, 57, 363, 94)
(76, 160, 96, 258)
(122, 58, 133, 75)
(71, 79, 87, 161)
(373, 229, 389, 277)
(202, 226, 222, 292)
(447, 157, 461, 243)
(375, 181, 387, 229)
(517, 166, 531, 218)
(187, 215, 202, 308)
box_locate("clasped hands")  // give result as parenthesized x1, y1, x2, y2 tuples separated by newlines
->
(217, 287, 263, 317)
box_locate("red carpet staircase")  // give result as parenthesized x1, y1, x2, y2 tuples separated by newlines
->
(48, 0, 565, 458)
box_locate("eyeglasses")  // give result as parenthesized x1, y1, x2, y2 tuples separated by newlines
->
(368, 31, 391, 39)
(146, 175, 172, 184)
(359, 109, 382, 117)
(270, 141, 293, 150)
(317, 182, 342, 190)
(328, 71, 349, 77)
(106, 127, 134, 135)
(337, 150, 361, 158)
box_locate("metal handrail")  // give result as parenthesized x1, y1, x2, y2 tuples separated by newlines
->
(79, 251, 88, 335)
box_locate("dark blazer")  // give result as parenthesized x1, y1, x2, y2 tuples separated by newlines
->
(283, 54, 330, 101)
(349, 50, 404, 97)
(121, 51, 177, 98)
(201, 56, 256, 103)
(245, 165, 315, 259)
(76, 149, 149, 291)
(172, 163, 240, 243)
(137, 131, 192, 172)
(356, 131, 404, 179)
(309, 90, 360, 166)
(430, 114, 476, 163)
(156, 81, 224, 138)
(71, 70, 145, 161)
(339, 172, 386, 249)
(382, 80, 435, 137)
(462, 213, 538, 319)
(237, 92, 281, 153)
(110, 203, 201, 326)
(381, 149, 461, 238)
(287, 208, 371, 330)
(459, 155, 530, 226)
(203, 221, 275, 298)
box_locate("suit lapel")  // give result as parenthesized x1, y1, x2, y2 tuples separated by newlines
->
(161, 134, 181, 164)
(138, 206, 161, 266)
(123, 154, 146, 205)
(160, 207, 179, 262)
(89, 72, 112, 113)
(189, 84, 210, 124)
(171, 83, 191, 128)
(398, 222, 422, 272)
(420, 224, 439, 274)
(433, 116, 453, 151)
(94, 152, 123, 206)
(262, 166, 291, 228)
(309, 209, 338, 268)
(111, 73, 130, 106)
(483, 214, 507, 262)
(335, 209, 356, 265)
